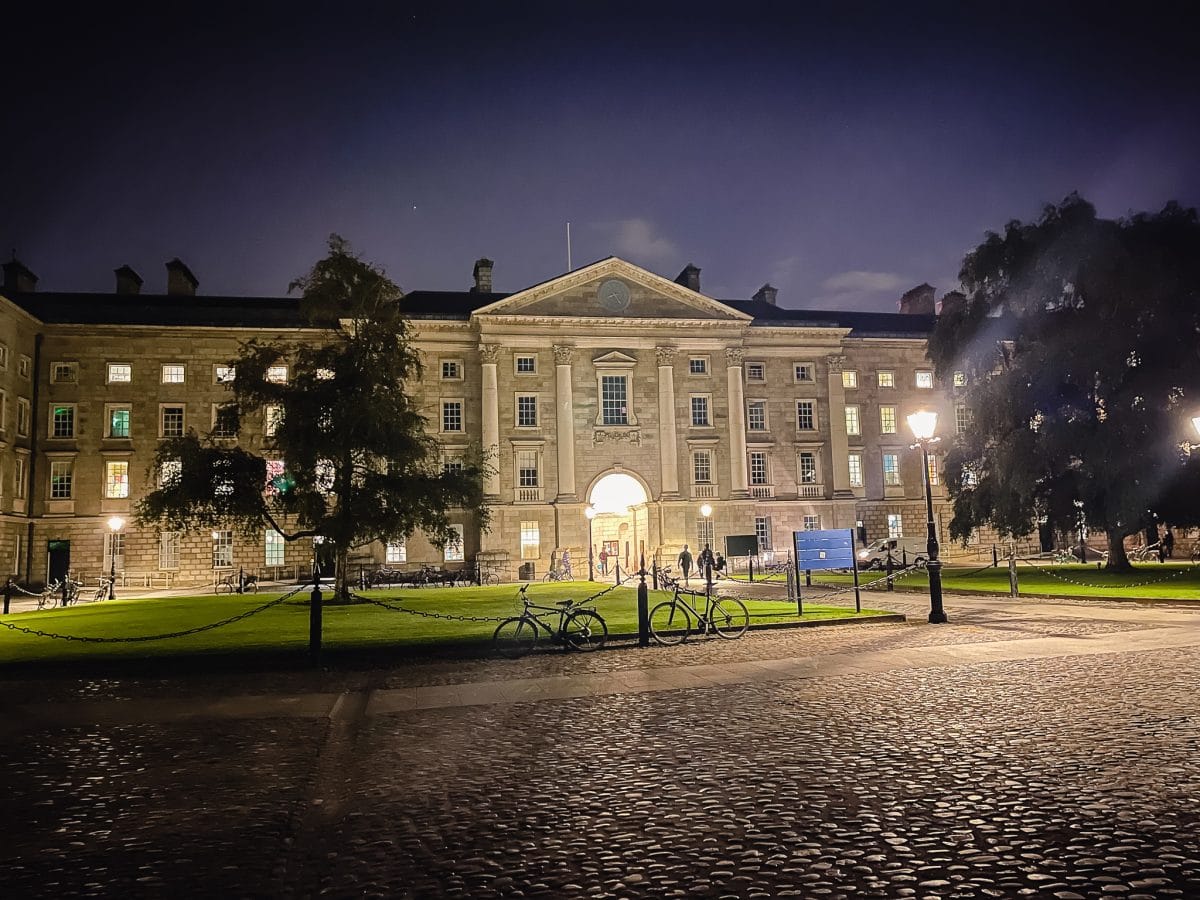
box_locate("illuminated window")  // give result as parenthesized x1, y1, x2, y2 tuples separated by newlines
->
(105, 461, 129, 498)
(265, 530, 285, 566)
(844, 405, 861, 436)
(915, 370, 934, 389)
(927, 454, 940, 487)
(887, 514, 903, 538)
(520, 521, 540, 560)
(444, 524, 465, 562)
(107, 363, 131, 383)
(265, 405, 283, 437)
(214, 365, 236, 384)
(266, 365, 288, 384)
(159, 459, 182, 487)
(883, 453, 902, 486)
(386, 540, 407, 563)
(517, 450, 539, 487)
(103, 533, 125, 573)
(697, 515, 714, 549)
(159, 532, 180, 570)
(212, 530, 234, 568)
(847, 453, 863, 488)
(842, 370, 858, 389)
(264, 459, 285, 494)
(162, 364, 185, 384)
(956, 404, 973, 435)
(879, 406, 897, 434)
(878, 371, 895, 388)
(953, 371, 967, 387)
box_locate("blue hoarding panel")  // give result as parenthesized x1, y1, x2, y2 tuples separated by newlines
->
(793, 528, 857, 571)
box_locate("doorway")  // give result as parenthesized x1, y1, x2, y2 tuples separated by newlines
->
(47, 540, 70, 584)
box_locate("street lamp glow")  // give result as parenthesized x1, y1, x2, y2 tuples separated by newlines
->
(699, 503, 713, 518)
(584, 506, 597, 520)
(106, 517, 125, 601)
(907, 410, 939, 441)
(107, 515, 125, 533)
(1192, 415, 1200, 438)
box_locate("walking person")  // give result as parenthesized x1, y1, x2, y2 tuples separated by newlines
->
(697, 543, 715, 585)
(678, 544, 693, 585)
(598, 546, 608, 576)
(1164, 527, 1175, 560)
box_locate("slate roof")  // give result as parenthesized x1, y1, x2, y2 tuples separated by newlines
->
(3, 289, 935, 337)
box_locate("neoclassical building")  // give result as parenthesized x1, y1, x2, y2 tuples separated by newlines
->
(0, 254, 961, 585)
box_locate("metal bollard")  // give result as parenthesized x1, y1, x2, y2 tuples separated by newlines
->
(637, 555, 650, 647)
(3, 578, 10, 615)
(886, 552, 895, 591)
(1009, 553, 1019, 597)
(992, 545, 999, 568)
(309, 572, 323, 667)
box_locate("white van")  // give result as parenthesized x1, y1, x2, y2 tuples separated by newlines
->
(856, 537, 929, 569)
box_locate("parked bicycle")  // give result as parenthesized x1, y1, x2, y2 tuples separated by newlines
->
(492, 585, 607, 658)
(43, 576, 84, 608)
(92, 575, 115, 602)
(215, 572, 259, 594)
(542, 567, 574, 583)
(648, 582, 749, 645)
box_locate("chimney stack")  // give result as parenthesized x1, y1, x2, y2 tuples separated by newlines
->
(471, 258, 494, 293)
(115, 265, 143, 295)
(898, 283, 936, 315)
(937, 290, 966, 316)
(2, 259, 38, 293)
(752, 283, 778, 306)
(165, 258, 198, 296)
(674, 263, 701, 292)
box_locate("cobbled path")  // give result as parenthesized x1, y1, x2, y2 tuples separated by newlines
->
(2, 595, 1199, 898)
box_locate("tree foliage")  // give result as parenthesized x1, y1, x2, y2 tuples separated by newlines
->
(136, 235, 490, 596)
(929, 195, 1200, 570)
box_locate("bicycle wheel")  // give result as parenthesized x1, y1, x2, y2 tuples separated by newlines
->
(649, 601, 691, 646)
(483, 573, 500, 586)
(710, 597, 749, 640)
(563, 609, 607, 652)
(493, 616, 538, 659)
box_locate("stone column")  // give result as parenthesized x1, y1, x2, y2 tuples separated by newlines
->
(656, 346, 679, 498)
(480, 343, 500, 497)
(554, 345, 577, 500)
(826, 353, 853, 497)
(726, 347, 749, 496)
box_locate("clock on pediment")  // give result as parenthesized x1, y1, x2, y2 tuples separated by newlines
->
(596, 279, 631, 314)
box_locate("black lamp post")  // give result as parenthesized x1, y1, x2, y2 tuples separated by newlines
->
(106, 515, 125, 601)
(907, 411, 947, 624)
(585, 506, 597, 582)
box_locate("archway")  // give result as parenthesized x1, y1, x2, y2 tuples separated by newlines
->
(586, 471, 651, 580)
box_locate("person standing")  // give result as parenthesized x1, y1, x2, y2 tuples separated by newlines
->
(598, 546, 608, 575)
(1164, 527, 1176, 559)
(678, 544, 693, 585)
(697, 543, 715, 583)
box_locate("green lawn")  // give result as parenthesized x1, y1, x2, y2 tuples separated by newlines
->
(0, 582, 892, 670)
(798, 562, 1200, 601)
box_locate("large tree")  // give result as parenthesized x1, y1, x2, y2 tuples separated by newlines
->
(929, 195, 1200, 571)
(137, 235, 490, 598)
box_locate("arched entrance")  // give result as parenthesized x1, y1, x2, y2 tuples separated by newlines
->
(585, 471, 651, 580)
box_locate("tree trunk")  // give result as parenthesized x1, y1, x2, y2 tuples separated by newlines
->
(1104, 529, 1133, 573)
(335, 545, 352, 601)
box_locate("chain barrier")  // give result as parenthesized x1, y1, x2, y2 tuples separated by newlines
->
(1015, 556, 1197, 589)
(6, 581, 50, 598)
(0, 584, 308, 643)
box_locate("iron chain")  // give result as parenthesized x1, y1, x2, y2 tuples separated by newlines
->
(1017, 556, 1196, 589)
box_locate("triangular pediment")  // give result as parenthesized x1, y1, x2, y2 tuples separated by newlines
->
(592, 350, 638, 365)
(472, 257, 752, 322)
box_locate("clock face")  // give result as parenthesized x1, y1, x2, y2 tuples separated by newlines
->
(597, 279, 631, 313)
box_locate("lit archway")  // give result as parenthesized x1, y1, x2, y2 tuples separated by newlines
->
(585, 471, 651, 578)
(588, 472, 648, 514)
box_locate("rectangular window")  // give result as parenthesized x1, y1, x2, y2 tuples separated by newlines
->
(887, 514, 903, 538)
(161, 405, 185, 437)
(17, 398, 30, 437)
(103, 406, 129, 438)
(212, 403, 238, 437)
(212, 530, 234, 568)
(915, 370, 934, 389)
(386, 540, 407, 563)
(749, 451, 768, 485)
(159, 532, 180, 570)
(689, 357, 708, 375)
(51, 362, 78, 383)
(264, 459, 285, 494)
(51, 404, 75, 438)
(953, 371, 967, 387)
(848, 453, 864, 488)
(215, 365, 236, 384)
(265, 404, 283, 437)
(793, 362, 814, 383)
(879, 406, 897, 434)
(690, 395, 710, 427)
(265, 530, 285, 566)
(516, 395, 538, 427)
(515, 355, 536, 374)
(692, 450, 712, 484)
(601, 375, 628, 425)
(697, 515, 714, 550)
(842, 370, 858, 389)
(0, 390, 6, 432)
(15, 456, 27, 499)
(754, 516, 772, 552)
(956, 404, 972, 435)
(0, 344, 7, 370)
(520, 521, 540, 560)
(103, 533, 126, 574)
(159, 458, 182, 488)
(798, 451, 816, 483)
(746, 362, 765, 381)
(927, 454, 940, 487)
(803, 515, 820, 532)
(442, 401, 463, 432)
(266, 365, 288, 383)
(11, 534, 20, 575)
(883, 453, 902, 486)
(106, 363, 131, 383)
(845, 405, 861, 436)
(444, 524, 465, 562)
(105, 461, 129, 498)
(19, 355, 30, 379)
(50, 460, 73, 499)
(796, 400, 815, 431)
(747, 401, 767, 432)
(442, 454, 464, 475)
(162, 364, 185, 384)
(441, 359, 462, 380)
(878, 371, 895, 388)
(517, 449, 539, 487)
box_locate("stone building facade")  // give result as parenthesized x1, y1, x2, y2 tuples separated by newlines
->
(0, 255, 964, 587)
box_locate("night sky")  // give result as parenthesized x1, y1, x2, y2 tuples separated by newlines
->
(4, 2, 1198, 310)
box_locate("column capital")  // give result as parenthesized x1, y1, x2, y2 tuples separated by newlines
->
(479, 343, 502, 363)
(825, 353, 847, 373)
(724, 346, 745, 367)
(553, 344, 575, 365)
(655, 346, 678, 366)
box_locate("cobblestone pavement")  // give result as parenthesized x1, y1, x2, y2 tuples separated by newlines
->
(2, 597, 1200, 898)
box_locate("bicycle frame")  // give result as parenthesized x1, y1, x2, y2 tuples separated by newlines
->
(519, 595, 591, 639)
(665, 586, 718, 633)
